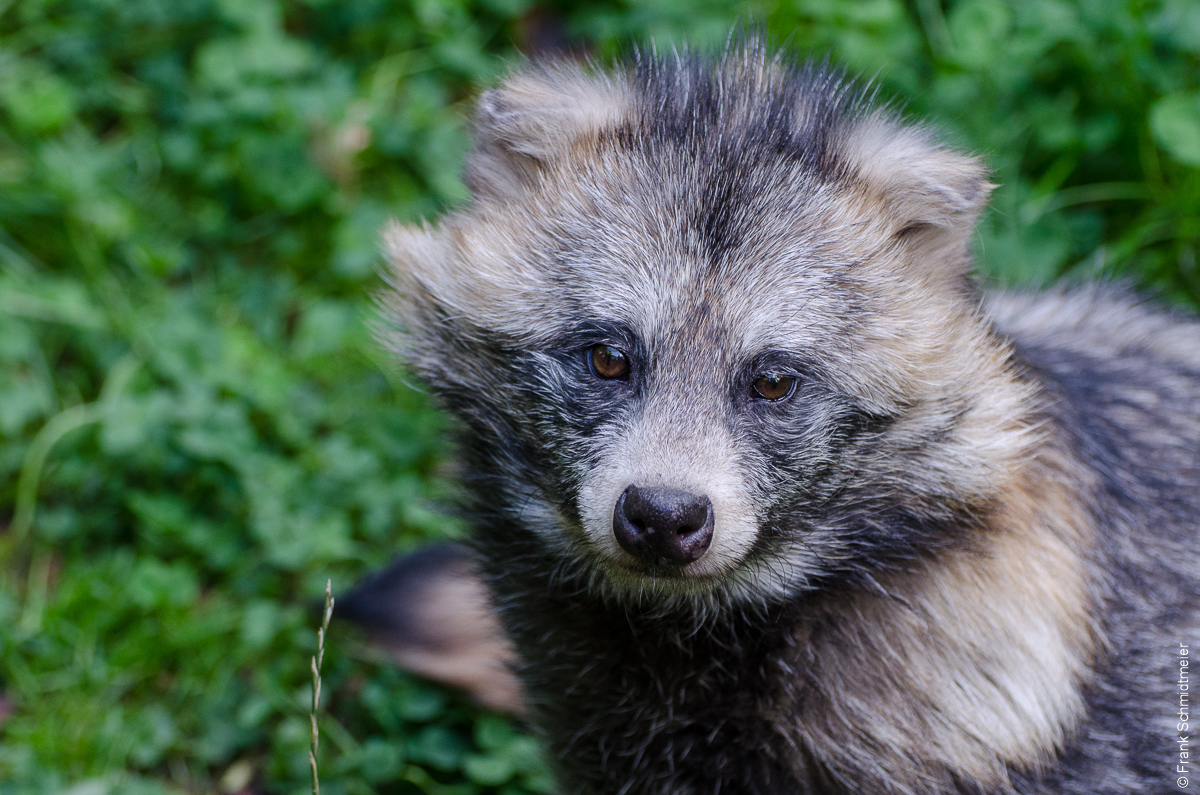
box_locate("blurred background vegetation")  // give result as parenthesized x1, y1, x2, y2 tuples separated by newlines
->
(0, 0, 1197, 793)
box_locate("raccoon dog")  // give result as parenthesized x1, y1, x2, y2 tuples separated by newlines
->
(376, 43, 1200, 794)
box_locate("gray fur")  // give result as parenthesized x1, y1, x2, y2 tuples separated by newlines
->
(379, 43, 1200, 794)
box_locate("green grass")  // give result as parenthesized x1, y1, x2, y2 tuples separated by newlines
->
(0, 0, 1197, 793)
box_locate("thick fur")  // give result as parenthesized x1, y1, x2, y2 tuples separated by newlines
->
(335, 544, 523, 713)
(377, 44, 1200, 794)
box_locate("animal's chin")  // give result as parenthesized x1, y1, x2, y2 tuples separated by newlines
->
(594, 553, 741, 595)
(613, 561, 700, 580)
(588, 539, 833, 604)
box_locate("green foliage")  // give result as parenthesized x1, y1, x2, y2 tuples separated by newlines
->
(0, 0, 1196, 793)
(0, 0, 546, 792)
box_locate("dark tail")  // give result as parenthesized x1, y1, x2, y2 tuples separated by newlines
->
(336, 543, 525, 713)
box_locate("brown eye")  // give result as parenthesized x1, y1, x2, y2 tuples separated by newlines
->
(589, 345, 630, 380)
(751, 374, 796, 401)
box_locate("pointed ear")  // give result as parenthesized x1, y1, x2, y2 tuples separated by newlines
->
(465, 64, 631, 200)
(381, 216, 546, 361)
(844, 111, 994, 274)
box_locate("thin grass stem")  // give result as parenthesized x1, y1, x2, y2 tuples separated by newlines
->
(310, 580, 334, 795)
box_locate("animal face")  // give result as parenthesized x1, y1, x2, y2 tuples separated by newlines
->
(384, 48, 1037, 603)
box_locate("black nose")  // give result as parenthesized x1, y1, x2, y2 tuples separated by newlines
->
(612, 485, 714, 566)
